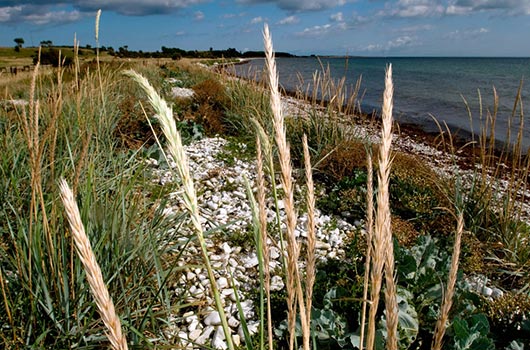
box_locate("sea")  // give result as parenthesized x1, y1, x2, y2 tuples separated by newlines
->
(233, 57, 530, 150)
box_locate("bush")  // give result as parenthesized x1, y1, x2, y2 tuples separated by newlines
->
(189, 78, 229, 135)
(33, 48, 73, 67)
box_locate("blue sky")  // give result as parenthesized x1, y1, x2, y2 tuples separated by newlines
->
(1, 0, 530, 56)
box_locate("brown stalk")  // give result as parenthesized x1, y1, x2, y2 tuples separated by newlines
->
(359, 149, 374, 350)
(302, 134, 316, 338)
(59, 179, 128, 350)
(432, 212, 464, 350)
(256, 136, 274, 350)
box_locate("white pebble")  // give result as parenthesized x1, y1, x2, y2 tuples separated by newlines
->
(204, 311, 222, 326)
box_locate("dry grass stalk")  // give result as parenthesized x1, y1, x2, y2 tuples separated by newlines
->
(58, 179, 128, 350)
(432, 212, 464, 350)
(0, 269, 12, 326)
(256, 136, 274, 350)
(95, 9, 101, 43)
(359, 149, 374, 350)
(19, 58, 56, 285)
(367, 64, 397, 350)
(125, 69, 235, 350)
(263, 23, 309, 350)
(302, 134, 316, 340)
(381, 64, 398, 350)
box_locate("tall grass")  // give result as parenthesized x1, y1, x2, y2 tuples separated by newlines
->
(443, 84, 530, 287)
(0, 31, 186, 348)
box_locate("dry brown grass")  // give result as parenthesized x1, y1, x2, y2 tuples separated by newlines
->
(432, 212, 464, 350)
(256, 135, 274, 350)
(319, 139, 373, 181)
(191, 78, 229, 134)
(359, 149, 374, 349)
(303, 134, 316, 337)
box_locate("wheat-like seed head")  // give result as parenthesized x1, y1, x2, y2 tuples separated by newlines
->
(367, 64, 396, 350)
(432, 212, 464, 350)
(95, 9, 102, 43)
(381, 64, 398, 350)
(59, 179, 128, 350)
(264, 23, 312, 350)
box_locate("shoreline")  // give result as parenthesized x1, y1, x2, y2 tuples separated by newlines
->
(231, 57, 529, 156)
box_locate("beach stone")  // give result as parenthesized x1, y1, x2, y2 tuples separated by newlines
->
(212, 326, 227, 349)
(217, 277, 229, 289)
(204, 311, 222, 326)
(196, 325, 215, 345)
(242, 253, 259, 268)
(233, 334, 241, 347)
(189, 329, 202, 341)
(228, 316, 240, 328)
(491, 288, 504, 299)
(482, 286, 493, 297)
(270, 275, 285, 291)
(170, 87, 194, 99)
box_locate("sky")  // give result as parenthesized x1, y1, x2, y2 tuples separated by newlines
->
(1, 0, 530, 56)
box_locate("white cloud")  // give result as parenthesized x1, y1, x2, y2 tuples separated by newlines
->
(24, 9, 82, 24)
(250, 16, 263, 24)
(378, 0, 530, 17)
(222, 12, 246, 19)
(448, 0, 530, 15)
(236, 0, 348, 11)
(0, 5, 21, 22)
(295, 21, 350, 37)
(175, 31, 186, 36)
(360, 35, 417, 52)
(194, 10, 204, 21)
(0, 4, 83, 24)
(445, 27, 489, 39)
(277, 15, 299, 25)
(0, 0, 209, 17)
(396, 24, 434, 33)
(380, 0, 445, 18)
(349, 11, 371, 26)
(297, 23, 333, 37)
(387, 35, 415, 48)
(330, 12, 344, 22)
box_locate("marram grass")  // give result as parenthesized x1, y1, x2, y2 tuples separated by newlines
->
(59, 179, 128, 350)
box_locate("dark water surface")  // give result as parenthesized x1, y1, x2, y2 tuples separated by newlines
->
(234, 57, 530, 148)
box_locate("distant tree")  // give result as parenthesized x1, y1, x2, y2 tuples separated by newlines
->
(85, 44, 92, 49)
(40, 40, 53, 47)
(14, 37, 24, 47)
(14, 37, 24, 52)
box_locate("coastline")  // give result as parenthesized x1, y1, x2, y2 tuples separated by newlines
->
(231, 57, 530, 154)
(222, 65, 530, 225)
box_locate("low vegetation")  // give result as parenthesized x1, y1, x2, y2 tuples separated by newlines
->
(1, 18, 529, 350)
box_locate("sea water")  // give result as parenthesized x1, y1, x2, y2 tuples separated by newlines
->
(235, 57, 530, 149)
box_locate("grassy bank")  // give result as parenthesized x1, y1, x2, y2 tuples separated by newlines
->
(1, 24, 529, 350)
